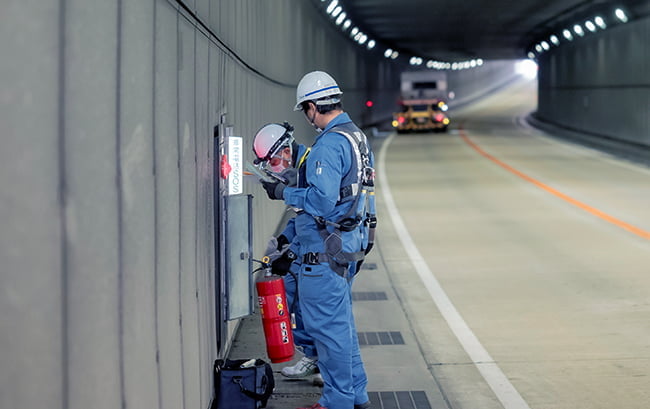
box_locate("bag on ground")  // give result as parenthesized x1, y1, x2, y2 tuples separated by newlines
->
(211, 358, 274, 409)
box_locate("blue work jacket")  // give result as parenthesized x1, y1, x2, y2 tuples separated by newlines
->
(283, 113, 363, 256)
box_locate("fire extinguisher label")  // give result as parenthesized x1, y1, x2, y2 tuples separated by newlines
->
(275, 294, 285, 316)
(280, 321, 290, 344)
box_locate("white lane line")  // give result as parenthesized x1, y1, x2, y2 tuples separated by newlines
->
(377, 133, 531, 409)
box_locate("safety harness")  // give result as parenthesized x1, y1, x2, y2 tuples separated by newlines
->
(302, 124, 377, 278)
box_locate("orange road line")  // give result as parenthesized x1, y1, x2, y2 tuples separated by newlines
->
(459, 128, 650, 241)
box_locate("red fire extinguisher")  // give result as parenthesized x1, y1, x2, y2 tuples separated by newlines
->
(255, 257, 295, 363)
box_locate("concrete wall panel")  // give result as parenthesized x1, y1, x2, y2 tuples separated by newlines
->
(0, 1, 63, 408)
(120, 0, 160, 408)
(153, 3, 184, 409)
(178, 15, 201, 409)
(195, 31, 213, 409)
(538, 16, 650, 146)
(64, 1, 122, 408)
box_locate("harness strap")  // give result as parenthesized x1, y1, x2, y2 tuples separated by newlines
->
(302, 251, 365, 278)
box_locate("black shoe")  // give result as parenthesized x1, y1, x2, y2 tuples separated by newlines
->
(354, 402, 371, 409)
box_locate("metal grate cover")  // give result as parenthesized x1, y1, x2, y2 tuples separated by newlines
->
(367, 391, 432, 409)
(358, 331, 404, 345)
(352, 291, 388, 301)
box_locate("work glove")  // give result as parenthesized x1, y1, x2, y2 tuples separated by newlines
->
(264, 235, 289, 258)
(263, 234, 291, 271)
(279, 168, 297, 187)
(271, 249, 297, 276)
(261, 180, 286, 200)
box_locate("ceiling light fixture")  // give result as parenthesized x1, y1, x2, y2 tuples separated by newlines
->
(573, 24, 584, 36)
(563, 29, 573, 41)
(326, 0, 338, 14)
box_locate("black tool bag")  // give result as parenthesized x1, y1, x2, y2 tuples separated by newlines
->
(211, 359, 275, 409)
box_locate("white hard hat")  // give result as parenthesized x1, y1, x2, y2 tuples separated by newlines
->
(294, 71, 342, 111)
(252, 123, 294, 163)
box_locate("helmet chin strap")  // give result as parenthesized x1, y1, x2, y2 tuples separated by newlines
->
(309, 107, 321, 132)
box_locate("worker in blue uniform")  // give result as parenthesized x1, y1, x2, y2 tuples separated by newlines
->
(253, 122, 322, 383)
(260, 71, 373, 409)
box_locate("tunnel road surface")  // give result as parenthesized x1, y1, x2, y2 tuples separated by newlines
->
(374, 78, 650, 409)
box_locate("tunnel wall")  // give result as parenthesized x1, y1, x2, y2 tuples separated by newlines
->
(0, 1, 401, 409)
(536, 15, 650, 147)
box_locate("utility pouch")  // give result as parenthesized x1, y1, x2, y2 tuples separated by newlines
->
(211, 359, 275, 409)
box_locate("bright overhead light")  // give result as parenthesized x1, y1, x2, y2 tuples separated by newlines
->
(563, 29, 573, 41)
(594, 16, 607, 29)
(351, 27, 359, 36)
(573, 24, 584, 36)
(516, 59, 538, 79)
(550, 35, 559, 45)
(615, 8, 628, 23)
(391, 51, 399, 59)
(384, 48, 393, 58)
(326, 0, 338, 14)
(476, 59, 483, 66)
(342, 19, 351, 30)
(367, 40, 375, 49)
(335, 12, 346, 25)
(585, 21, 596, 32)
(541, 41, 550, 50)
(358, 34, 367, 45)
(535, 44, 543, 52)
(527, 51, 536, 59)
(331, 6, 342, 18)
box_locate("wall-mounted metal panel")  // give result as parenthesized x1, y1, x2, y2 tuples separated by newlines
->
(226, 194, 254, 320)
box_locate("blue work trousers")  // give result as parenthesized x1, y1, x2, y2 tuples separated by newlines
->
(284, 268, 317, 358)
(299, 263, 369, 409)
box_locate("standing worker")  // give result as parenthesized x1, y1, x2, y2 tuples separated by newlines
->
(260, 71, 375, 409)
(252, 122, 322, 384)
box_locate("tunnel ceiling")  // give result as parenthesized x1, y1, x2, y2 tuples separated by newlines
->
(336, 0, 650, 61)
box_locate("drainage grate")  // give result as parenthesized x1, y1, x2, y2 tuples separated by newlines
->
(367, 391, 432, 409)
(358, 331, 404, 345)
(352, 291, 388, 301)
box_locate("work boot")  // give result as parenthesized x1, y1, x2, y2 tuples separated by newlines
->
(281, 356, 318, 378)
(296, 403, 327, 409)
(312, 372, 324, 387)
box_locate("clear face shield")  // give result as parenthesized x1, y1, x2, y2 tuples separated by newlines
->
(256, 140, 293, 174)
